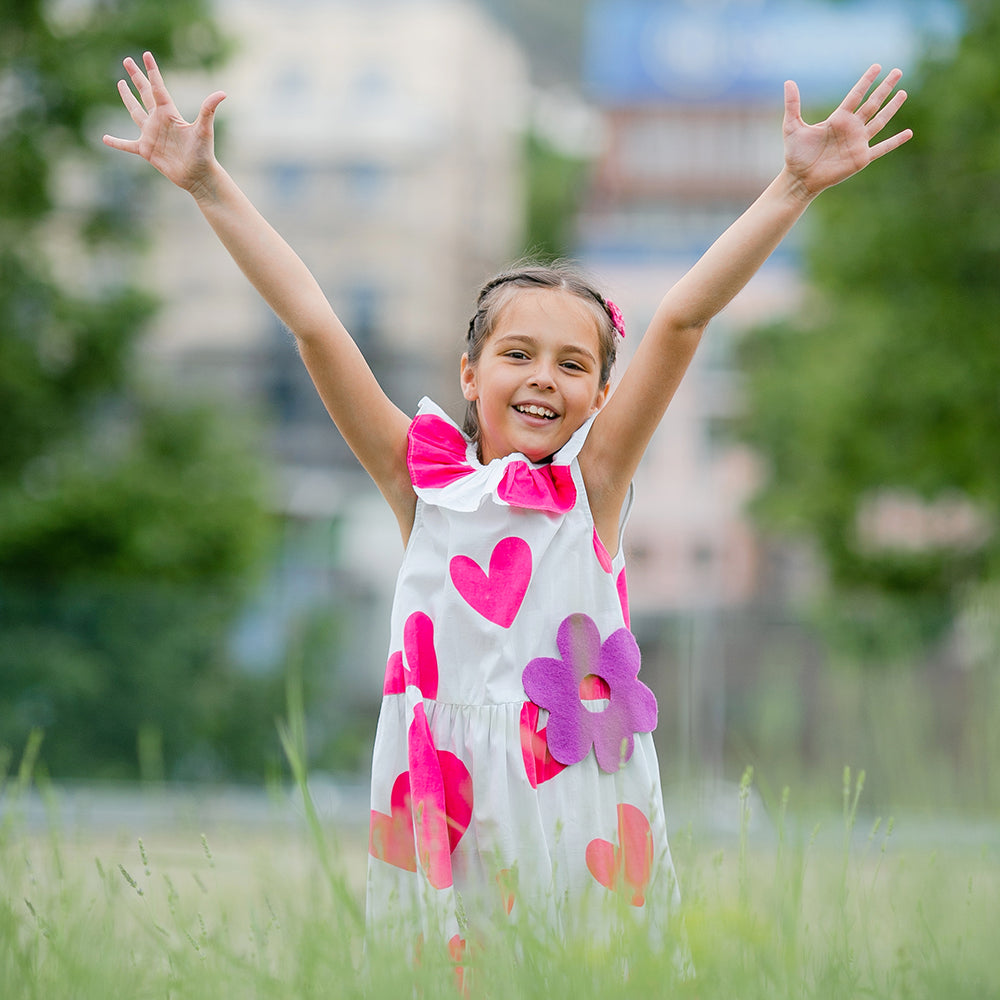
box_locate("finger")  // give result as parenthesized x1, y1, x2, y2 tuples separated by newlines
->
(866, 88, 908, 138)
(197, 90, 227, 125)
(868, 126, 913, 162)
(856, 67, 904, 123)
(123, 56, 155, 112)
(117, 78, 147, 127)
(839, 63, 881, 113)
(143, 51, 174, 109)
(102, 133, 141, 155)
(783, 79, 802, 129)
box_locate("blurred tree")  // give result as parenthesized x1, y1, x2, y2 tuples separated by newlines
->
(0, 1, 279, 779)
(736, 0, 1000, 652)
(522, 130, 590, 261)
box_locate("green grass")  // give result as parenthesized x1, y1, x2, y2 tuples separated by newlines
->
(2, 752, 998, 999)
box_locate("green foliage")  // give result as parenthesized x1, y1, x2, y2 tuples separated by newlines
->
(0, 1, 278, 779)
(0, 402, 269, 585)
(522, 131, 591, 261)
(737, 0, 1000, 635)
(2, 756, 998, 998)
(1, 0, 228, 236)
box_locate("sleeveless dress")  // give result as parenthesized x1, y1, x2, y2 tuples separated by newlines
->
(366, 398, 680, 954)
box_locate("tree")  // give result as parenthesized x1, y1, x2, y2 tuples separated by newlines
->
(522, 129, 591, 261)
(736, 0, 1000, 650)
(0, 1, 278, 778)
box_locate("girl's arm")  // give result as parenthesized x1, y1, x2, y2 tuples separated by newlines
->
(104, 53, 416, 536)
(582, 65, 912, 531)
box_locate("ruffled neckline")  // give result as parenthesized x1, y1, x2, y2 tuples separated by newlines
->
(406, 397, 592, 514)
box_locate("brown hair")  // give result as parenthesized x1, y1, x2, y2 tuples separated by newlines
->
(462, 260, 620, 440)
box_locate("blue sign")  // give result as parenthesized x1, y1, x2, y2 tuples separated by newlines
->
(584, 0, 961, 104)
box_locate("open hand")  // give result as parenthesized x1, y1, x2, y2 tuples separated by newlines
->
(783, 64, 912, 197)
(103, 51, 226, 194)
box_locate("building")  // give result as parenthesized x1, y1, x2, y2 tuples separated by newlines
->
(115, 0, 530, 707)
(578, 0, 959, 617)
(577, 0, 959, 775)
(140, 0, 529, 501)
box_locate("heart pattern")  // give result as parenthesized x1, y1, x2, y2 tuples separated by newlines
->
(368, 771, 418, 872)
(383, 650, 405, 695)
(519, 701, 567, 788)
(450, 536, 532, 628)
(408, 704, 473, 889)
(371, 400, 673, 943)
(403, 611, 438, 698)
(585, 803, 654, 907)
(448, 934, 468, 995)
(368, 748, 473, 882)
(593, 527, 613, 573)
(382, 612, 438, 698)
(495, 868, 516, 915)
(616, 567, 630, 628)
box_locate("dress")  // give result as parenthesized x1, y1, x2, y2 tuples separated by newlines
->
(366, 398, 680, 951)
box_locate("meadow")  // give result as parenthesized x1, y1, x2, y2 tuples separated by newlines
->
(3, 743, 998, 1000)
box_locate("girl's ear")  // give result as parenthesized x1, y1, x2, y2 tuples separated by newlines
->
(591, 381, 611, 414)
(460, 353, 478, 402)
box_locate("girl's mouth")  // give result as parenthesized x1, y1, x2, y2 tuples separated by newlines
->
(514, 404, 557, 420)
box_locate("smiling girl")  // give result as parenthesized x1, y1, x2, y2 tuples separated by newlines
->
(105, 52, 911, 957)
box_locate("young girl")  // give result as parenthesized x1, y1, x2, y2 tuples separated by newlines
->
(104, 54, 911, 950)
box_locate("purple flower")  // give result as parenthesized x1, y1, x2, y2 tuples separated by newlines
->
(521, 613, 657, 773)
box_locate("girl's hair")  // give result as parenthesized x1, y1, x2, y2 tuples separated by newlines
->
(463, 260, 620, 440)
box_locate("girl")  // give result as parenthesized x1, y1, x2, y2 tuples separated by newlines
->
(104, 54, 911, 951)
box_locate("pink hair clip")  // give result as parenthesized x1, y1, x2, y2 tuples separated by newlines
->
(605, 299, 625, 339)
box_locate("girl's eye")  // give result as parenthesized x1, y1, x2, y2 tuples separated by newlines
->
(506, 350, 529, 360)
(561, 361, 585, 372)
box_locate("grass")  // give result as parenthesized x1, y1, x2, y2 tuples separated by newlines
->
(3, 749, 998, 1000)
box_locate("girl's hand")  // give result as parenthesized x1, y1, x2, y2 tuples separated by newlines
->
(103, 51, 226, 196)
(783, 64, 912, 199)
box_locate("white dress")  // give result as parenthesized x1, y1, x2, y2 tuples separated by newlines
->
(366, 398, 680, 954)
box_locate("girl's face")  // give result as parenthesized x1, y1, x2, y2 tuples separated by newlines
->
(460, 288, 609, 464)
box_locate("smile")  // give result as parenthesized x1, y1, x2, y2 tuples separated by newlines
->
(515, 404, 558, 420)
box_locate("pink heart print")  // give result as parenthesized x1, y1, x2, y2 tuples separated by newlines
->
(368, 770, 418, 872)
(449, 536, 532, 628)
(368, 750, 473, 881)
(408, 705, 474, 889)
(382, 611, 438, 698)
(519, 701, 568, 788)
(382, 650, 404, 695)
(585, 803, 654, 906)
(496, 868, 516, 915)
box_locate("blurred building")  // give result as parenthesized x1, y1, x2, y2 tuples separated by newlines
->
(576, 0, 960, 776)
(120, 0, 529, 703)
(141, 0, 528, 509)
(579, 0, 959, 618)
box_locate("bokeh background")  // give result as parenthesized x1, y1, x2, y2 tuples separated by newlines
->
(2, 0, 997, 826)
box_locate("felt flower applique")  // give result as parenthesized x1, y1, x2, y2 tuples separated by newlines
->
(521, 613, 657, 773)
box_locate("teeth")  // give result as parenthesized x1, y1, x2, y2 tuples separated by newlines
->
(516, 404, 556, 419)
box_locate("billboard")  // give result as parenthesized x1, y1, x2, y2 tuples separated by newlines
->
(584, 0, 961, 104)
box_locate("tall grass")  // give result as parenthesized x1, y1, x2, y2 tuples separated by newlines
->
(2, 735, 997, 999)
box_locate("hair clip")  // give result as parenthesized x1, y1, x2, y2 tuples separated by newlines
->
(605, 299, 626, 339)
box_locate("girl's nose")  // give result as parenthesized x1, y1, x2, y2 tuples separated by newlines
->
(528, 359, 556, 389)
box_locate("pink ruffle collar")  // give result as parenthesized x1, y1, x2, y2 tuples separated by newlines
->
(406, 397, 592, 514)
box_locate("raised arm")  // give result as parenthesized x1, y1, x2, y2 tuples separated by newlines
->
(104, 52, 416, 536)
(583, 65, 912, 520)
